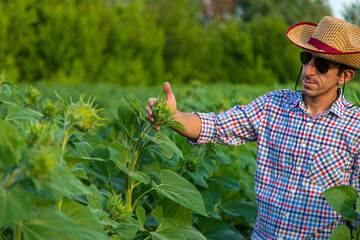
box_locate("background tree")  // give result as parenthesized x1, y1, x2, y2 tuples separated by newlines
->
(343, 2, 360, 26)
(237, 0, 331, 25)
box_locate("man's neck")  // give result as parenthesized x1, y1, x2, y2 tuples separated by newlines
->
(303, 91, 339, 118)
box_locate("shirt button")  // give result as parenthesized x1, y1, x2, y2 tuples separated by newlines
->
(278, 237, 284, 240)
(306, 122, 313, 127)
(291, 189, 296, 194)
(284, 212, 290, 218)
(301, 141, 306, 148)
(297, 166, 301, 171)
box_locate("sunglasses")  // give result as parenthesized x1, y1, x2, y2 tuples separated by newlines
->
(300, 51, 340, 74)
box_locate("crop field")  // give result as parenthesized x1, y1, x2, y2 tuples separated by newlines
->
(1, 76, 360, 240)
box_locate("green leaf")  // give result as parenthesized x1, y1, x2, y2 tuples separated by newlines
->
(155, 132, 183, 159)
(2, 101, 43, 122)
(61, 200, 109, 240)
(23, 209, 82, 240)
(202, 223, 244, 240)
(180, 226, 207, 240)
(330, 225, 351, 240)
(356, 197, 360, 214)
(0, 187, 34, 226)
(54, 90, 66, 103)
(352, 228, 360, 240)
(152, 199, 192, 226)
(221, 201, 258, 218)
(220, 190, 257, 219)
(166, 121, 188, 131)
(136, 206, 146, 229)
(197, 216, 244, 240)
(151, 219, 186, 240)
(0, 119, 26, 168)
(186, 172, 208, 188)
(109, 141, 131, 165)
(87, 184, 107, 210)
(70, 167, 88, 180)
(116, 163, 150, 185)
(1, 84, 12, 98)
(123, 95, 146, 124)
(74, 142, 110, 159)
(117, 97, 140, 139)
(54, 90, 69, 114)
(323, 185, 359, 221)
(114, 215, 141, 240)
(64, 155, 105, 169)
(152, 218, 206, 240)
(31, 165, 89, 202)
(208, 176, 240, 191)
(152, 169, 207, 216)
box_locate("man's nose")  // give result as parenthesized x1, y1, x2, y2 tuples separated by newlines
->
(303, 58, 317, 75)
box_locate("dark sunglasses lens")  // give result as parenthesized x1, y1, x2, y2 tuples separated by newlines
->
(315, 58, 329, 74)
(300, 51, 312, 65)
(300, 51, 330, 74)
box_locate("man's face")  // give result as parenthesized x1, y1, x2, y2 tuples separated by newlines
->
(301, 54, 342, 102)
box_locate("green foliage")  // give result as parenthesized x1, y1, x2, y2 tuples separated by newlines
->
(0, 0, 328, 86)
(323, 185, 360, 240)
(0, 75, 107, 239)
(1, 75, 260, 239)
(343, 2, 360, 26)
(237, 0, 331, 25)
(0, 0, 164, 85)
(248, 15, 299, 83)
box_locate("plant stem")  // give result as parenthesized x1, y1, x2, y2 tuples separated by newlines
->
(57, 122, 73, 212)
(59, 125, 73, 164)
(109, 183, 116, 196)
(131, 188, 154, 213)
(56, 200, 63, 212)
(125, 123, 155, 214)
(13, 224, 21, 240)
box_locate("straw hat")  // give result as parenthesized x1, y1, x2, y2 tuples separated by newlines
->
(286, 16, 360, 69)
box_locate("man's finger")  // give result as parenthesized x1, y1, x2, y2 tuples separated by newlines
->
(148, 98, 157, 107)
(145, 105, 152, 114)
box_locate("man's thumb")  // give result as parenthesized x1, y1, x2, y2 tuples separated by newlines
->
(163, 82, 173, 99)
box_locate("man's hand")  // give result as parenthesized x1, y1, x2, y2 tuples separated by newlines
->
(146, 82, 201, 139)
(146, 82, 177, 131)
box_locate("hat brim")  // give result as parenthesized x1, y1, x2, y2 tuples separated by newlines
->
(286, 21, 360, 69)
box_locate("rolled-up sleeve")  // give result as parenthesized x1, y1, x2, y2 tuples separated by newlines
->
(187, 92, 269, 146)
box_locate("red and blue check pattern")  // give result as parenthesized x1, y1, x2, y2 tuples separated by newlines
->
(189, 89, 360, 239)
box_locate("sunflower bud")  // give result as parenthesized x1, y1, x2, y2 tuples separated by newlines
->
(107, 193, 127, 220)
(152, 90, 187, 131)
(26, 121, 55, 147)
(41, 98, 59, 118)
(152, 90, 174, 124)
(69, 94, 105, 133)
(28, 148, 59, 181)
(24, 86, 41, 105)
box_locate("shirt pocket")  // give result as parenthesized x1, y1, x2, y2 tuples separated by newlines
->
(305, 148, 351, 191)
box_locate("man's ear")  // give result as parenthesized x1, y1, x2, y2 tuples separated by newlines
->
(339, 69, 355, 84)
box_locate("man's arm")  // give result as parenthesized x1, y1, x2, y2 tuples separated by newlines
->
(145, 82, 201, 140)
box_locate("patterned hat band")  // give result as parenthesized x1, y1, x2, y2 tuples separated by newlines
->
(286, 16, 360, 69)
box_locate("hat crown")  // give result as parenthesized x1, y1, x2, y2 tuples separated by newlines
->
(311, 16, 360, 53)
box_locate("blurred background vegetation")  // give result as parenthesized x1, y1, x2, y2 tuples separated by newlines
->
(0, 0, 359, 86)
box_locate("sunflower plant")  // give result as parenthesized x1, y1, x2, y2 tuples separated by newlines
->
(0, 73, 108, 240)
(323, 185, 360, 240)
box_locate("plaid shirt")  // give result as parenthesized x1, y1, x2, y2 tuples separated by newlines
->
(189, 89, 360, 239)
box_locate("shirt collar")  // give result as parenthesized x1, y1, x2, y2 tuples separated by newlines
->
(289, 88, 345, 118)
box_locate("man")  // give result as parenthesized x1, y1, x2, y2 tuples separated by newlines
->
(146, 16, 360, 239)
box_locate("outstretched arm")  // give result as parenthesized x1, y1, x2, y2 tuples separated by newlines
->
(145, 82, 201, 140)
